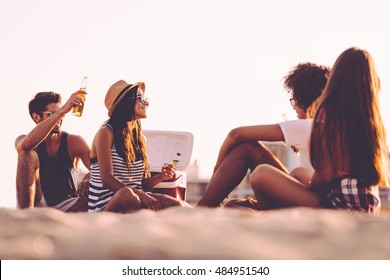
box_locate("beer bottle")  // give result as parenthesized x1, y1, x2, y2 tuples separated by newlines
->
(72, 76, 88, 117)
(171, 153, 181, 168)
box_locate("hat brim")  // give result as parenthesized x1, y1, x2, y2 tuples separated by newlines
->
(108, 82, 145, 117)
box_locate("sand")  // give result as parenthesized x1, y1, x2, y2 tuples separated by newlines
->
(1, 206, 390, 260)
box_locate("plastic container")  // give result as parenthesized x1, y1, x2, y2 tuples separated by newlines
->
(143, 130, 194, 201)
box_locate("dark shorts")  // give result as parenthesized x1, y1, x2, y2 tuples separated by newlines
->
(17, 196, 79, 212)
(316, 177, 380, 214)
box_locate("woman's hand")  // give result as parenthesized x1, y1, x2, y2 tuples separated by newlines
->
(160, 163, 175, 181)
(135, 190, 162, 211)
(141, 164, 176, 190)
(76, 173, 90, 197)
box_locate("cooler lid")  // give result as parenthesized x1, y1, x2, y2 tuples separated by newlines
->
(143, 130, 194, 171)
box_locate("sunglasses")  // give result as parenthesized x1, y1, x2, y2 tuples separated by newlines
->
(289, 98, 296, 107)
(136, 92, 149, 105)
(38, 111, 56, 117)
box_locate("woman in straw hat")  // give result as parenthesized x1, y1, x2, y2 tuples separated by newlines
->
(88, 80, 190, 212)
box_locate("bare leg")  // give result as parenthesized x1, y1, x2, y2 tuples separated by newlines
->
(149, 193, 193, 209)
(104, 189, 192, 213)
(104, 187, 143, 213)
(250, 164, 321, 209)
(66, 194, 89, 212)
(197, 142, 288, 207)
(223, 197, 262, 210)
(289, 167, 313, 187)
(16, 150, 42, 208)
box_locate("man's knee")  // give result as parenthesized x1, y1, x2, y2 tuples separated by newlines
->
(234, 142, 270, 156)
(234, 142, 259, 153)
(232, 142, 274, 167)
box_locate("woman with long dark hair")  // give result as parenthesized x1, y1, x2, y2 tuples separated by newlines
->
(88, 80, 189, 213)
(249, 47, 389, 214)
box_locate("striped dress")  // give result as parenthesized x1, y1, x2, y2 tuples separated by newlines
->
(88, 126, 145, 212)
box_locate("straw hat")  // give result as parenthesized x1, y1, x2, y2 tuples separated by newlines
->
(105, 80, 145, 117)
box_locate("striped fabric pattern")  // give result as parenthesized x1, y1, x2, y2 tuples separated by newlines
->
(88, 145, 145, 212)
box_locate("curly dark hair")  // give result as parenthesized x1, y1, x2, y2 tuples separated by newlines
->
(28, 91, 62, 120)
(282, 63, 330, 117)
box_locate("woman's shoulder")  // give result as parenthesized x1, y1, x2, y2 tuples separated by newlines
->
(102, 122, 113, 131)
(96, 123, 113, 134)
(90, 125, 113, 151)
(93, 124, 114, 143)
(89, 121, 114, 137)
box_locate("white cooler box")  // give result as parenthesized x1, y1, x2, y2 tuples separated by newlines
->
(143, 130, 194, 201)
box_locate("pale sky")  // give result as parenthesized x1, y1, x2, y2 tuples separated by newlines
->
(1, 0, 389, 208)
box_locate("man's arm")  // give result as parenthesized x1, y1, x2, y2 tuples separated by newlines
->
(15, 91, 84, 153)
(15, 109, 68, 153)
(68, 134, 91, 171)
(214, 124, 285, 173)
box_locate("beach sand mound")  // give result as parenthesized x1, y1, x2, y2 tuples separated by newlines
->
(1, 207, 390, 260)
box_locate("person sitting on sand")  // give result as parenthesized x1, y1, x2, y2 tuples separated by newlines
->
(88, 80, 191, 213)
(197, 62, 330, 208)
(15, 91, 90, 212)
(249, 47, 389, 214)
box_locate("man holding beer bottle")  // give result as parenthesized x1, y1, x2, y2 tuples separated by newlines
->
(15, 90, 90, 212)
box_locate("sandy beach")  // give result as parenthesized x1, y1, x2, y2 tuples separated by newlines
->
(1, 206, 390, 260)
